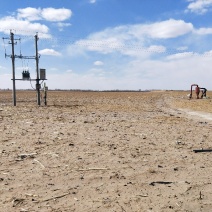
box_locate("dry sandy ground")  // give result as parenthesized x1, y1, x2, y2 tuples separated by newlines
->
(0, 90, 212, 212)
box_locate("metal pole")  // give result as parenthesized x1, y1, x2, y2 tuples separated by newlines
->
(35, 33, 40, 106)
(11, 31, 16, 106)
(44, 82, 47, 106)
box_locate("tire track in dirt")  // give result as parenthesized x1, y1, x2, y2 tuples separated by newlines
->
(157, 94, 212, 123)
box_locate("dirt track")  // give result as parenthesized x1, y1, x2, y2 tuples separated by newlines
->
(0, 90, 212, 212)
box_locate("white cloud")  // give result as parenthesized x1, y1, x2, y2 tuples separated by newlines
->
(66, 69, 73, 73)
(43, 51, 212, 90)
(194, 27, 212, 35)
(122, 51, 212, 89)
(147, 45, 166, 53)
(41, 8, 72, 22)
(101, 19, 192, 41)
(39, 49, 61, 56)
(17, 7, 41, 21)
(89, 0, 96, 3)
(56, 22, 72, 31)
(177, 46, 188, 51)
(17, 7, 72, 22)
(141, 19, 193, 39)
(202, 50, 212, 58)
(94, 61, 104, 66)
(0, 7, 72, 36)
(186, 0, 212, 14)
(75, 36, 124, 54)
(166, 52, 197, 60)
(0, 16, 50, 37)
(68, 19, 193, 57)
(2, 50, 212, 90)
(64, 16, 212, 91)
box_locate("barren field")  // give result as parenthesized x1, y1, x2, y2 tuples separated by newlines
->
(0, 90, 212, 212)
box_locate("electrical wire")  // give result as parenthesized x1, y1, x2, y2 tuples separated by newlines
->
(19, 37, 22, 56)
(2, 38, 9, 58)
(1, 29, 212, 57)
(29, 78, 36, 90)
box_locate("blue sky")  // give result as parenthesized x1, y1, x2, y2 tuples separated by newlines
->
(0, 0, 212, 90)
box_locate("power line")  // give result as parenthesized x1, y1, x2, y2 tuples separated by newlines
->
(1, 29, 212, 57)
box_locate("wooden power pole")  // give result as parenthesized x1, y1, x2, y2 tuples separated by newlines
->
(11, 31, 16, 106)
(35, 33, 41, 106)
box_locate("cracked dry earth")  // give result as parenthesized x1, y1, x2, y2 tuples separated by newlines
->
(0, 90, 212, 212)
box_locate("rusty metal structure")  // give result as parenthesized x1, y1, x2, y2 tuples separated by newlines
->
(189, 84, 207, 99)
(189, 84, 198, 99)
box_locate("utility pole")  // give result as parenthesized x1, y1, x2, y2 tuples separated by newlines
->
(11, 31, 16, 106)
(35, 33, 41, 106)
(3, 31, 45, 106)
(3, 31, 20, 106)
